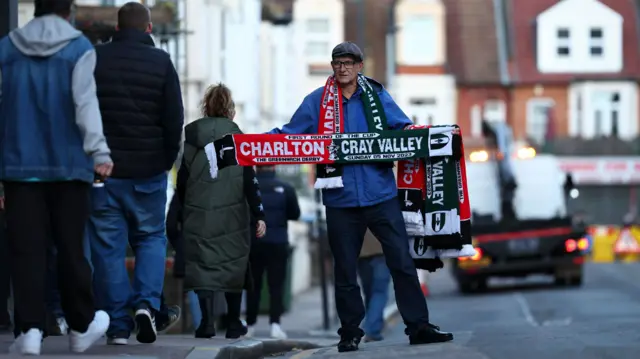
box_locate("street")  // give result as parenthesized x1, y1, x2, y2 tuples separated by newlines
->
(284, 262, 640, 359)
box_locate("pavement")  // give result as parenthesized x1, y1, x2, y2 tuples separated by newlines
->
(281, 262, 640, 358)
(0, 335, 328, 359)
(5, 262, 639, 358)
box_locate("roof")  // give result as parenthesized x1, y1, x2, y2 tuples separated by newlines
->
(448, 0, 640, 86)
(507, 0, 640, 84)
(443, 0, 502, 84)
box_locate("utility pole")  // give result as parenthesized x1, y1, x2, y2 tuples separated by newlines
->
(356, 0, 365, 50)
(385, 0, 398, 93)
(0, 0, 18, 38)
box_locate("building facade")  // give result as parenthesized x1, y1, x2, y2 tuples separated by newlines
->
(446, 0, 640, 225)
(392, 0, 455, 127)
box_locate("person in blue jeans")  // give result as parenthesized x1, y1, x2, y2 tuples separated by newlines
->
(89, 2, 184, 345)
(358, 229, 391, 342)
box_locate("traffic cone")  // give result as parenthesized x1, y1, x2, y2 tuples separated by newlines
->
(417, 269, 429, 296)
(421, 282, 429, 296)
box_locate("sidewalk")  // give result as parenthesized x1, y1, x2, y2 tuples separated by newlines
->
(248, 284, 398, 339)
(0, 334, 327, 359)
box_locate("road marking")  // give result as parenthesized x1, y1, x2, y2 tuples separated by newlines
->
(290, 348, 324, 359)
(513, 292, 538, 326)
(541, 317, 572, 326)
(185, 347, 219, 359)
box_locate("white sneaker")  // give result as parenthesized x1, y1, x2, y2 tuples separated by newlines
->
(106, 337, 128, 345)
(9, 328, 43, 355)
(134, 308, 157, 344)
(246, 326, 255, 337)
(57, 317, 69, 335)
(69, 310, 110, 353)
(270, 323, 287, 339)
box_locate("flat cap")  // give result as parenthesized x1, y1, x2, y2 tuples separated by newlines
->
(331, 42, 364, 62)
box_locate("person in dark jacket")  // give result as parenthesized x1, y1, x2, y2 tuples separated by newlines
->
(0, 0, 112, 354)
(245, 166, 300, 339)
(88, 1, 184, 346)
(177, 83, 266, 339)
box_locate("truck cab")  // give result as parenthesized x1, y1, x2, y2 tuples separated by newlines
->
(452, 122, 588, 293)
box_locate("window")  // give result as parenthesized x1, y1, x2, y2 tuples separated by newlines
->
(305, 41, 329, 57)
(484, 100, 506, 123)
(526, 99, 555, 145)
(611, 92, 620, 135)
(401, 15, 437, 65)
(589, 27, 604, 57)
(306, 19, 329, 34)
(591, 90, 620, 137)
(556, 28, 570, 56)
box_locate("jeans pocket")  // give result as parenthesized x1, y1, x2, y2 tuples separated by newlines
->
(133, 176, 167, 195)
(90, 186, 110, 211)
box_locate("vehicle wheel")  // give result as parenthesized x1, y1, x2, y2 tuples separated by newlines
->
(554, 275, 567, 286)
(457, 277, 487, 294)
(569, 275, 583, 287)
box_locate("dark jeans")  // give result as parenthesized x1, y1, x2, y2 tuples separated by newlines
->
(245, 242, 289, 325)
(88, 173, 167, 337)
(46, 246, 64, 319)
(326, 197, 429, 334)
(4, 181, 95, 335)
(0, 211, 10, 326)
(358, 255, 391, 339)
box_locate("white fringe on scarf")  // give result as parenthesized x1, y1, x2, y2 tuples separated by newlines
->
(403, 211, 425, 237)
(314, 177, 344, 189)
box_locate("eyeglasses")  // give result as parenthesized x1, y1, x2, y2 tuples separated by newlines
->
(331, 60, 357, 69)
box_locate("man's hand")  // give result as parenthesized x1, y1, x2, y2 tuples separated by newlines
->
(95, 162, 114, 177)
(0, 196, 4, 211)
(256, 220, 267, 238)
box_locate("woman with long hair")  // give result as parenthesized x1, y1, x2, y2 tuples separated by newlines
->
(176, 83, 266, 339)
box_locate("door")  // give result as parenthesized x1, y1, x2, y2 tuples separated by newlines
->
(409, 98, 437, 126)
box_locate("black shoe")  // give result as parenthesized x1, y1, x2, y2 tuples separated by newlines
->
(156, 305, 181, 333)
(337, 327, 364, 353)
(135, 307, 157, 344)
(408, 323, 454, 345)
(225, 319, 248, 339)
(195, 292, 216, 338)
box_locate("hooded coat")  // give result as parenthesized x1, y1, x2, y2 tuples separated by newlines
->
(179, 117, 251, 292)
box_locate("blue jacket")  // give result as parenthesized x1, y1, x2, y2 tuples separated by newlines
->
(256, 171, 301, 243)
(0, 15, 111, 183)
(268, 78, 411, 208)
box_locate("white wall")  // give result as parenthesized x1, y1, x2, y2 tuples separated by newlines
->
(536, 0, 623, 74)
(392, 0, 456, 126)
(178, 0, 262, 130)
(394, 74, 456, 126)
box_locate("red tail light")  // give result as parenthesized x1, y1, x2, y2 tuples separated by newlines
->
(470, 248, 483, 260)
(577, 237, 589, 251)
(459, 248, 483, 261)
(565, 239, 577, 252)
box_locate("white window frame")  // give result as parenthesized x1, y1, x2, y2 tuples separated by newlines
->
(401, 15, 437, 65)
(556, 27, 571, 57)
(526, 98, 555, 145)
(589, 27, 604, 57)
(483, 100, 506, 123)
(305, 41, 329, 57)
(306, 18, 330, 34)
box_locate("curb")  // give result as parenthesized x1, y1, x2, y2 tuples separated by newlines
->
(185, 339, 323, 359)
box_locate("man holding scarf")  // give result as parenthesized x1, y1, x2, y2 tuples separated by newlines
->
(267, 42, 453, 352)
